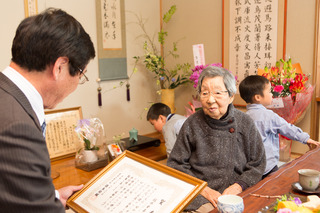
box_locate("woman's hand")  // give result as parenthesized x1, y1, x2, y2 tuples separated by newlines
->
(200, 186, 222, 208)
(222, 183, 242, 195)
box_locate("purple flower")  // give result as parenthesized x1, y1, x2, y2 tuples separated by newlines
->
(293, 197, 302, 205)
(190, 63, 227, 88)
(171, 78, 176, 82)
(160, 76, 165, 81)
(79, 119, 90, 126)
(190, 72, 200, 81)
(75, 119, 90, 132)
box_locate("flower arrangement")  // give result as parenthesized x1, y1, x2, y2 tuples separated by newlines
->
(261, 58, 309, 104)
(74, 118, 109, 170)
(274, 194, 302, 212)
(189, 63, 224, 88)
(74, 118, 105, 151)
(133, 5, 191, 90)
(260, 58, 314, 124)
(274, 194, 320, 213)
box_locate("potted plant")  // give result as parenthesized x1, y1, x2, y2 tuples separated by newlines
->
(133, 5, 191, 111)
(74, 118, 105, 164)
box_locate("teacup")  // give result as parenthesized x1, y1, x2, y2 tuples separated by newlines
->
(217, 195, 244, 213)
(298, 169, 320, 191)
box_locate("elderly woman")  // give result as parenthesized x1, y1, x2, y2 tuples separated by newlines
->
(167, 66, 266, 212)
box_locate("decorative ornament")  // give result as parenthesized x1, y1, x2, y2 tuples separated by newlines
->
(97, 78, 102, 106)
(126, 83, 130, 101)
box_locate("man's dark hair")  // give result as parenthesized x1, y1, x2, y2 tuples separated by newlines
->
(239, 75, 270, 104)
(146, 103, 171, 120)
(11, 8, 95, 76)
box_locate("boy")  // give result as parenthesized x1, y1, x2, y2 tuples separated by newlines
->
(147, 103, 187, 157)
(239, 75, 319, 178)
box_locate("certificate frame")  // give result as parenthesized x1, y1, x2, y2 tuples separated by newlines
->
(67, 150, 207, 213)
(44, 106, 83, 161)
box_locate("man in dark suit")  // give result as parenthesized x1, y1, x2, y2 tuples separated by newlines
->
(0, 8, 95, 212)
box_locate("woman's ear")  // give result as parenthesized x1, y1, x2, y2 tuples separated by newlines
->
(229, 94, 235, 104)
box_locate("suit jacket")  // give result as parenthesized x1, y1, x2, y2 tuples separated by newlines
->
(0, 73, 64, 212)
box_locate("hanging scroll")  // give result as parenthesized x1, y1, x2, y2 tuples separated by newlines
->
(24, 0, 38, 17)
(223, 0, 286, 105)
(96, 0, 128, 81)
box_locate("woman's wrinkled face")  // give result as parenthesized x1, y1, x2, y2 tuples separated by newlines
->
(199, 76, 234, 120)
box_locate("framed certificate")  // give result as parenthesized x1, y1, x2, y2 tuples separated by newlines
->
(67, 151, 207, 213)
(45, 106, 82, 161)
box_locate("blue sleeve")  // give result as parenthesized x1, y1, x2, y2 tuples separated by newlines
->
(272, 112, 309, 144)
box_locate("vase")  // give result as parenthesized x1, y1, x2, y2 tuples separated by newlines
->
(161, 89, 176, 113)
(279, 135, 292, 162)
(83, 150, 98, 163)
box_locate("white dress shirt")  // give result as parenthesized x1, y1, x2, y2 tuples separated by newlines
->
(2, 66, 45, 126)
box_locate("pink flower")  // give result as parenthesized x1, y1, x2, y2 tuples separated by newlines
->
(190, 63, 226, 88)
(274, 85, 284, 93)
(277, 208, 292, 213)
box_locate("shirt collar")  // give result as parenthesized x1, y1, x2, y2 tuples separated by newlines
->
(246, 103, 267, 111)
(166, 113, 175, 121)
(2, 66, 45, 125)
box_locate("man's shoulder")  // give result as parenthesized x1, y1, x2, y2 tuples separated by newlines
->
(0, 82, 32, 126)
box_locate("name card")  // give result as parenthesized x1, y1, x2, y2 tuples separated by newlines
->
(193, 44, 205, 66)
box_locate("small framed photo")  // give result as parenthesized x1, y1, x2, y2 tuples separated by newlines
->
(67, 150, 207, 213)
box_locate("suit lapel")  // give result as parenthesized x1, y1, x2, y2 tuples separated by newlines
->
(0, 72, 41, 130)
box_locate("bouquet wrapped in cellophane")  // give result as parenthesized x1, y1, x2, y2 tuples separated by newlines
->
(261, 59, 313, 124)
(267, 84, 314, 125)
(74, 118, 108, 171)
(260, 58, 314, 161)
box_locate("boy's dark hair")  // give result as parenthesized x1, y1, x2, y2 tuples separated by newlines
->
(239, 75, 270, 104)
(146, 103, 171, 120)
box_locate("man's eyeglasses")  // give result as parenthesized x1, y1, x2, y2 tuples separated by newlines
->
(78, 68, 89, 84)
(199, 90, 228, 99)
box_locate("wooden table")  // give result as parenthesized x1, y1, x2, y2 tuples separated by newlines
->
(210, 147, 320, 213)
(52, 133, 166, 189)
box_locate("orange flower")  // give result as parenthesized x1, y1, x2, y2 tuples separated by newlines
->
(261, 58, 309, 104)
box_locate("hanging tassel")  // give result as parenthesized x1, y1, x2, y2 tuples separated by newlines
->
(97, 78, 102, 106)
(98, 87, 102, 106)
(126, 83, 130, 101)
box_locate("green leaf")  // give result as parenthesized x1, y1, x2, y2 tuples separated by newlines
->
(158, 30, 167, 45)
(163, 5, 176, 23)
(83, 138, 91, 150)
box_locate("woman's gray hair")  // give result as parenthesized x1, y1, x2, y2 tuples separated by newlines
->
(197, 66, 237, 96)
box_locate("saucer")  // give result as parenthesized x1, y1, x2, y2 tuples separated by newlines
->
(291, 182, 320, 194)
